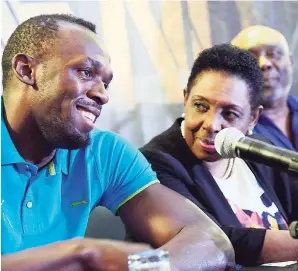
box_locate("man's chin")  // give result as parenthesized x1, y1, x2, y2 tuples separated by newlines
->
(66, 135, 90, 150)
(49, 133, 91, 150)
(262, 93, 281, 107)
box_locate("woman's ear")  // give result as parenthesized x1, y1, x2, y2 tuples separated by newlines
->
(249, 105, 263, 132)
(12, 53, 36, 86)
(183, 88, 188, 106)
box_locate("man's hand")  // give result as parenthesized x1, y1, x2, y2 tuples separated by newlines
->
(2, 238, 151, 271)
(76, 238, 151, 270)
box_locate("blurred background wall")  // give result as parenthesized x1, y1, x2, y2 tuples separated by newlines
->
(2, 0, 298, 147)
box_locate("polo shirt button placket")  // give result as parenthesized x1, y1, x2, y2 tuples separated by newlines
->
(22, 164, 37, 234)
(26, 201, 33, 208)
(24, 164, 32, 178)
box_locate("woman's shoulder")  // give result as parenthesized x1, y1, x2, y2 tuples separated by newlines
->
(141, 119, 183, 153)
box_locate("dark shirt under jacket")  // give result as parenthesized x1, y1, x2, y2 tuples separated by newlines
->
(140, 118, 298, 266)
(255, 95, 298, 151)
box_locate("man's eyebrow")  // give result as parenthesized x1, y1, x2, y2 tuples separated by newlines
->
(88, 57, 113, 81)
(87, 57, 104, 68)
(66, 56, 101, 66)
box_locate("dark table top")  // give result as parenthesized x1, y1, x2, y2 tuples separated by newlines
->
(239, 264, 297, 271)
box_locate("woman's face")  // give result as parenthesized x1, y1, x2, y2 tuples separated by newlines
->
(183, 70, 261, 162)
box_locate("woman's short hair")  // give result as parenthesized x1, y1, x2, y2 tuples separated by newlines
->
(186, 43, 264, 111)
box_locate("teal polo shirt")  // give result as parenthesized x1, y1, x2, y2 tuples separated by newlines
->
(1, 113, 158, 254)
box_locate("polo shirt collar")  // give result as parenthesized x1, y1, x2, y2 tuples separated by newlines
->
(55, 148, 69, 175)
(288, 95, 298, 113)
(1, 102, 69, 175)
(1, 104, 24, 165)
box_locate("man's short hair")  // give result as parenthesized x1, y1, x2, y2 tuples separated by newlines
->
(2, 14, 96, 89)
(186, 43, 264, 111)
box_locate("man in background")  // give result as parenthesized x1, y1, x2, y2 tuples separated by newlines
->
(232, 25, 298, 151)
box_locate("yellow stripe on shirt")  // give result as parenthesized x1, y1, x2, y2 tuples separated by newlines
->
(114, 180, 160, 214)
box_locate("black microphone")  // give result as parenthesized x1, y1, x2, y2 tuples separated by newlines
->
(214, 127, 298, 174)
(289, 221, 298, 239)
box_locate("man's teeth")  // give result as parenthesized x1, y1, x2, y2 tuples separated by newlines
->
(78, 109, 96, 123)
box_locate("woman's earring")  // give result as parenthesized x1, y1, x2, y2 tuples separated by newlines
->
(247, 129, 253, 135)
(181, 113, 185, 118)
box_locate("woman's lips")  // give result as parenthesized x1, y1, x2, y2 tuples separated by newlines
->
(198, 139, 216, 152)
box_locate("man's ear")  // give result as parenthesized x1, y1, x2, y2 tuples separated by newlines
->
(289, 53, 294, 67)
(12, 54, 36, 86)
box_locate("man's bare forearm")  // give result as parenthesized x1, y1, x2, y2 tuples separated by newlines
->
(2, 238, 150, 271)
(2, 242, 84, 271)
(161, 223, 235, 271)
(260, 230, 298, 264)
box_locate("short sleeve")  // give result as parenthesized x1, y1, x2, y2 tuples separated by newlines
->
(93, 131, 159, 214)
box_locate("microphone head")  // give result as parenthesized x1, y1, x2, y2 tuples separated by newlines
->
(289, 221, 298, 239)
(215, 128, 245, 158)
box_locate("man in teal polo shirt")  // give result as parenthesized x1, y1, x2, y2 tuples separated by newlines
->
(1, 14, 234, 270)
